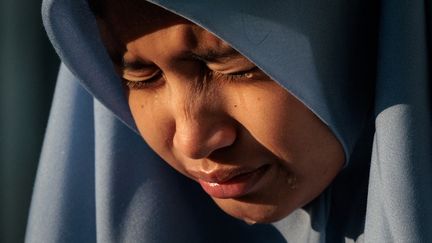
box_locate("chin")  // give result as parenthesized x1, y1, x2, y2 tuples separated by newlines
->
(212, 197, 297, 224)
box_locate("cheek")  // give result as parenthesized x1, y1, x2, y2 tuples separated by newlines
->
(128, 90, 183, 170)
(128, 90, 165, 141)
(229, 83, 344, 184)
(227, 84, 300, 159)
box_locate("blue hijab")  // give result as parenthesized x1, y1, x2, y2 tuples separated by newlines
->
(26, 0, 431, 242)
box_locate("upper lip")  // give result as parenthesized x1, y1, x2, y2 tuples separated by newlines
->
(191, 165, 267, 184)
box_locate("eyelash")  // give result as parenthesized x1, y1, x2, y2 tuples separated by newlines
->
(123, 67, 258, 90)
(209, 69, 256, 82)
(123, 73, 162, 89)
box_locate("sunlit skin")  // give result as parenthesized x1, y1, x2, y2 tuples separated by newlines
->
(94, 0, 345, 223)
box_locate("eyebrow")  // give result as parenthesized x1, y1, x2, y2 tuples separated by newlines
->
(187, 48, 241, 63)
(122, 59, 150, 70)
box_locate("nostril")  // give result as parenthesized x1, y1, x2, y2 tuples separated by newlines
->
(173, 123, 236, 160)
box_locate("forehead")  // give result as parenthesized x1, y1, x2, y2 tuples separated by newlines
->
(95, 0, 239, 62)
(100, 0, 191, 43)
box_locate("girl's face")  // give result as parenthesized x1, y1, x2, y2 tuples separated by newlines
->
(96, 0, 344, 223)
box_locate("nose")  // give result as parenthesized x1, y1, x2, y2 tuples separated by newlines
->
(169, 75, 236, 159)
(173, 117, 237, 160)
(165, 65, 237, 159)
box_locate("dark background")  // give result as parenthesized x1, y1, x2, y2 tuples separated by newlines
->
(0, 0, 59, 242)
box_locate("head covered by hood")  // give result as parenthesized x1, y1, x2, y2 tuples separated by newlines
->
(26, 0, 431, 242)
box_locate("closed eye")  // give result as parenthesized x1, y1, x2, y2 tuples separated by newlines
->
(210, 66, 261, 82)
(123, 69, 164, 89)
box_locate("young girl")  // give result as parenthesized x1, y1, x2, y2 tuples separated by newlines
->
(26, 0, 431, 242)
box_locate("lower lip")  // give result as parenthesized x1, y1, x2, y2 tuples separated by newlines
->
(198, 165, 270, 199)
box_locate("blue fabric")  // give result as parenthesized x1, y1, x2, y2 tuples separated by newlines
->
(26, 0, 431, 242)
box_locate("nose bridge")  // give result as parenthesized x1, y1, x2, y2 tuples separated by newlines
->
(167, 67, 215, 120)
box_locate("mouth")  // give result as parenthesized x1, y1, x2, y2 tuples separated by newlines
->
(197, 165, 271, 199)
